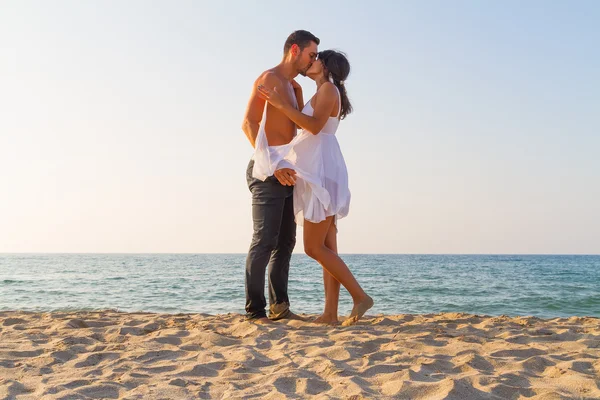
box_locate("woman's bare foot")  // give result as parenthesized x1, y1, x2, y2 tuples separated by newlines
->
(312, 314, 340, 325)
(342, 295, 374, 326)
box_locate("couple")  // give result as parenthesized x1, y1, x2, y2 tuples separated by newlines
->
(242, 30, 373, 326)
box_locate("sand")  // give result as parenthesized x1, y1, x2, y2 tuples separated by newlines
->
(1, 311, 599, 399)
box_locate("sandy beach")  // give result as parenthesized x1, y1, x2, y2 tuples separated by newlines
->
(1, 311, 599, 399)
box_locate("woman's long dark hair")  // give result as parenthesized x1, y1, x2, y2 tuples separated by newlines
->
(318, 50, 353, 120)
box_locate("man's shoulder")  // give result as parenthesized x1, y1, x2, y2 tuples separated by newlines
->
(257, 69, 284, 87)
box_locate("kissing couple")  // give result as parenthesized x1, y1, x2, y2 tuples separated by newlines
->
(242, 30, 373, 326)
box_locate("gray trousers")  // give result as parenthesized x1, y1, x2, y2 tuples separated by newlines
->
(245, 159, 296, 320)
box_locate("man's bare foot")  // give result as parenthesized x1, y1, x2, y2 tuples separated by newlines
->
(271, 310, 307, 322)
(313, 314, 340, 325)
(342, 295, 374, 327)
(253, 317, 274, 325)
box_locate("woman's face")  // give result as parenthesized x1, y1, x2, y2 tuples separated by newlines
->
(306, 59, 324, 80)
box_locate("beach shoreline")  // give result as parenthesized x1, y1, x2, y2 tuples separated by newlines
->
(1, 310, 599, 399)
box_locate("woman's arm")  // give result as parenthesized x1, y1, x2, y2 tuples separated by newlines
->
(292, 79, 304, 110)
(258, 82, 337, 135)
(291, 80, 304, 130)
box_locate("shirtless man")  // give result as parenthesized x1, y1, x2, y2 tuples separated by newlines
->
(242, 30, 319, 323)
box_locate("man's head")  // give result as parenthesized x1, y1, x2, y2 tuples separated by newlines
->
(283, 30, 319, 76)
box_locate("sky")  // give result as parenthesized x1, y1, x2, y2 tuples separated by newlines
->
(1, 1, 599, 254)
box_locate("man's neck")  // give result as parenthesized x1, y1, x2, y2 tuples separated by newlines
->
(275, 61, 298, 81)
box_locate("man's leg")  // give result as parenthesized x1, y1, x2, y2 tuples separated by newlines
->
(245, 160, 287, 320)
(268, 190, 296, 320)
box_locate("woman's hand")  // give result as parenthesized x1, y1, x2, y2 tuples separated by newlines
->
(257, 85, 287, 109)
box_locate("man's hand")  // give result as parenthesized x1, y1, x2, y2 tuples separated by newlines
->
(274, 168, 297, 186)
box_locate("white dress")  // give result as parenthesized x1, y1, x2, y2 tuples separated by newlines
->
(252, 85, 351, 226)
(283, 86, 351, 226)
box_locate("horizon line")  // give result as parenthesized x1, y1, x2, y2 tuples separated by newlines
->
(1, 252, 599, 256)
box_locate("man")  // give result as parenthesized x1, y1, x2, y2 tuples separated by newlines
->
(241, 30, 319, 323)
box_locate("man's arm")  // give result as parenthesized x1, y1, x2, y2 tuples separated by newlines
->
(241, 72, 280, 147)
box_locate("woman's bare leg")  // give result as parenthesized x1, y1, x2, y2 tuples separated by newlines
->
(313, 220, 340, 324)
(304, 216, 373, 325)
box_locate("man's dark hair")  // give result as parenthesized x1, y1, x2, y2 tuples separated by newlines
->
(283, 30, 320, 54)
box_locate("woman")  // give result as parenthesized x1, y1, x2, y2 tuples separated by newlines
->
(257, 50, 373, 326)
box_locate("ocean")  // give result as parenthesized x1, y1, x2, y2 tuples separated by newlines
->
(1, 254, 598, 318)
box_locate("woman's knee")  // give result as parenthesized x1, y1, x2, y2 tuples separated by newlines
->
(304, 243, 324, 260)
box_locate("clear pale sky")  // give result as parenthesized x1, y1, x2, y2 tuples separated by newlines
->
(1, 1, 598, 254)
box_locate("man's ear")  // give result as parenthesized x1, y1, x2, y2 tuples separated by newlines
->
(290, 44, 299, 56)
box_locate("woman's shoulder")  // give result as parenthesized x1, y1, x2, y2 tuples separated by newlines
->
(315, 82, 338, 102)
(317, 81, 337, 92)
